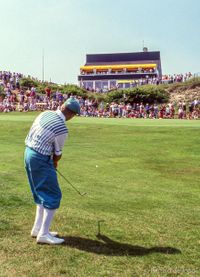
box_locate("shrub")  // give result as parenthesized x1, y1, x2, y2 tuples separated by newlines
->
(0, 85, 4, 94)
(62, 84, 87, 96)
(106, 85, 169, 104)
(20, 78, 39, 89)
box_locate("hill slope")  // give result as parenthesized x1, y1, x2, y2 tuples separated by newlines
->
(167, 77, 200, 103)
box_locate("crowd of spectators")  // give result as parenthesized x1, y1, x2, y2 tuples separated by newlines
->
(161, 72, 193, 84)
(79, 100, 199, 119)
(0, 71, 23, 90)
(141, 72, 193, 86)
(0, 70, 199, 119)
(83, 72, 193, 92)
(0, 90, 199, 120)
(0, 88, 67, 113)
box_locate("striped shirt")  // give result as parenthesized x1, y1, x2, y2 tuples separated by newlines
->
(25, 110, 68, 156)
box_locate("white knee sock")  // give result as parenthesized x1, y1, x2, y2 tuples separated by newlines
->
(38, 208, 56, 236)
(32, 204, 44, 232)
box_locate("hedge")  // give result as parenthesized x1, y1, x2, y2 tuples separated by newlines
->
(106, 85, 169, 104)
(19, 78, 169, 104)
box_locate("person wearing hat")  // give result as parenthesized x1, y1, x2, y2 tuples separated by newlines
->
(24, 97, 80, 245)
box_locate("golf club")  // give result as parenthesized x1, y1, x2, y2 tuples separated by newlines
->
(56, 169, 87, 197)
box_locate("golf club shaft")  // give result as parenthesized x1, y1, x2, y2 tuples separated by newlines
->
(56, 169, 86, 196)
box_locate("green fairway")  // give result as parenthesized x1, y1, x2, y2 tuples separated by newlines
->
(0, 113, 200, 277)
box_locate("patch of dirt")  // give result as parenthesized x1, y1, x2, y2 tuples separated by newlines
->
(167, 86, 200, 103)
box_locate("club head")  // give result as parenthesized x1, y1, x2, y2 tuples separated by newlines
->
(97, 220, 105, 236)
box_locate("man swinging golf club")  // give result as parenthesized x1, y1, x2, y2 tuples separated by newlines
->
(24, 97, 80, 245)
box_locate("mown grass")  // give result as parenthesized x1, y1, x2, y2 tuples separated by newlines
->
(0, 113, 200, 277)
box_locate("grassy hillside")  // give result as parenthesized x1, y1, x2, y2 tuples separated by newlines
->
(1, 76, 199, 105)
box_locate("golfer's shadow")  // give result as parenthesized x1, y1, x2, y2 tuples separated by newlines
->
(62, 234, 181, 256)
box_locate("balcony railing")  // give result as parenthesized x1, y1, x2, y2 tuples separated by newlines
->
(79, 71, 158, 77)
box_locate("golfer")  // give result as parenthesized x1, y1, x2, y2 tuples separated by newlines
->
(24, 97, 80, 245)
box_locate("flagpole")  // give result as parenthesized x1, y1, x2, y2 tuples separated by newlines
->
(42, 48, 45, 82)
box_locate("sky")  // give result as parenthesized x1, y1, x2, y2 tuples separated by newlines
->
(0, 0, 199, 84)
